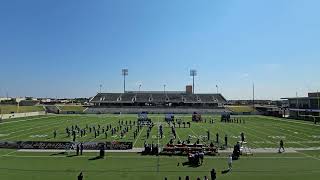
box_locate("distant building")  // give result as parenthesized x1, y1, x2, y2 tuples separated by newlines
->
(282, 92, 320, 121)
(186, 85, 193, 94)
(0, 97, 12, 102)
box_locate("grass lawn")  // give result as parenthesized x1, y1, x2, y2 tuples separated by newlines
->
(226, 106, 254, 113)
(58, 105, 85, 112)
(0, 150, 320, 180)
(0, 105, 44, 114)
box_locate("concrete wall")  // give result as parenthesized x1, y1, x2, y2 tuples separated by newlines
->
(0, 111, 46, 119)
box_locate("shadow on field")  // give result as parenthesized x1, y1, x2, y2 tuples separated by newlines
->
(50, 152, 67, 156)
(182, 161, 200, 168)
(67, 154, 78, 158)
(221, 169, 231, 174)
(88, 156, 104, 161)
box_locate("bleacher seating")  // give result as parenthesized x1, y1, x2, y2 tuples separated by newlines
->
(197, 94, 215, 103)
(91, 93, 121, 102)
(167, 94, 183, 103)
(135, 93, 151, 102)
(120, 93, 135, 102)
(90, 92, 227, 108)
(183, 94, 199, 103)
(151, 93, 167, 103)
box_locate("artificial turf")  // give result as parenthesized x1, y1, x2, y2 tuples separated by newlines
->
(1, 114, 320, 148)
(1, 114, 320, 180)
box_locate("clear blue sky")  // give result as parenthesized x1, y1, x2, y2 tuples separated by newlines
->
(1, 0, 319, 100)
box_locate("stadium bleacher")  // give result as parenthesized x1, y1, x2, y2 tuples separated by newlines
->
(91, 93, 122, 102)
(167, 93, 183, 103)
(90, 92, 227, 110)
(150, 93, 167, 103)
(197, 94, 216, 103)
(183, 94, 199, 103)
(135, 93, 151, 102)
(119, 93, 135, 102)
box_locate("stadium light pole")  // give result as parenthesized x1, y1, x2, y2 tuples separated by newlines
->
(296, 92, 300, 117)
(190, 69, 197, 94)
(216, 85, 219, 94)
(317, 90, 319, 121)
(252, 83, 255, 108)
(317, 90, 319, 110)
(164, 84, 166, 94)
(122, 69, 128, 93)
(139, 84, 141, 92)
(99, 84, 102, 93)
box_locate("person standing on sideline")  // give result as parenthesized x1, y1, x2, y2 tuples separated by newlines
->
(241, 132, 245, 142)
(210, 169, 216, 180)
(53, 130, 57, 139)
(77, 172, 83, 180)
(228, 154, 233, 171)
(278, 139, 285, 153)
(216, 133, 219, 144)
(225, 134, 228, 147)
(80, 143, 84, 156)
(76, 144, 80, 156)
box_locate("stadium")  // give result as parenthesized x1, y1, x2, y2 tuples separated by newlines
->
(1, 1, 320, 180)
(1, 73, 320, 180)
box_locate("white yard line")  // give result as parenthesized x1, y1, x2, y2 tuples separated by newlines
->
(0, 116, 52, 125)
(0, 150, 17, 157)
(296, 151, 320, 161)
(1, 154, 316, 159)
(2, 116, 79, 141)
(253, 116, 320, 127)
(242, 121, 312, 147)
(1, 120, 62, 137)
(133, 126, 145, 147)
(157, 117, 160, 147)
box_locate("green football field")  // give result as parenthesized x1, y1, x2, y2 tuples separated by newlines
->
(0, 150, 320, 180)
(1, 114, 320, 180)
(1, 114, 320, 148)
